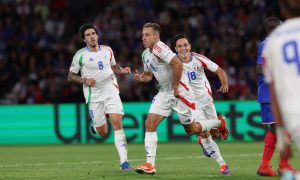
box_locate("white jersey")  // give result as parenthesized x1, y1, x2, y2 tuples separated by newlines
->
(182, 52, 218, 107)
(142, 41, 190, 93)
(69, 45, 119, 103)
(263, 17, 300, 133)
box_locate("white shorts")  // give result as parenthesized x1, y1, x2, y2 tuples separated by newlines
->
(194, 102, 217, 121)
(149, 91, 196, 124)
(89, 95, 124, 127)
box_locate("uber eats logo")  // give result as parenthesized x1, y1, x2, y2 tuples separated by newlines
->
(54, 102, 266, 144)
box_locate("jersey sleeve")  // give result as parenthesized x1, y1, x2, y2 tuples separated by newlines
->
(69, 52, 83, 73)
(104, 46, 116, 66)
(193, 53, 218, 72)
(263, 40, 273, 83)
(257, 41, 265, 65)
(152, 42, 176, 64)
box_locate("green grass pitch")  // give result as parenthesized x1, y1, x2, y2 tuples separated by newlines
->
(1, 142, 299, 179)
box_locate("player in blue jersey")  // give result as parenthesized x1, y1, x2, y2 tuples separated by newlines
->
(263, 0, 300, 179)
(256, 17, 296, 176)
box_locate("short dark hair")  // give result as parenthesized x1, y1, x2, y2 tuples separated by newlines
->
(79, 23, 98, 39)
(263, 17, 282, 34)
(172, 34, 192, 48)
(143, 22, 161, 34)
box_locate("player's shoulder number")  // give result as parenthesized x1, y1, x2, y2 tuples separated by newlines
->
(282, 40, 300, 74)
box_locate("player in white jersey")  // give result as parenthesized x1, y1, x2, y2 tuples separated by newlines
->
(263, 0, 300, 178)
(173, 34, 230, 175)
(68, 24, 132, 170)
(133, 22, 229, 175)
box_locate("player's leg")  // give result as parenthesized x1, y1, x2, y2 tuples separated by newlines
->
(105, 96, 131, 170)
(197, 104, 230, 175)
(135, 93, 170, 175)
(257, 103, 278, 176)
(89, 102, 108, 137)
(279, 115, 300, 178)
(134, 113, 165, 175)
(275, 122, 298, 174)
(176, 97, 227, 139)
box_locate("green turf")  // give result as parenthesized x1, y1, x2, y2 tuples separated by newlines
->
(0, 142, 299, 179)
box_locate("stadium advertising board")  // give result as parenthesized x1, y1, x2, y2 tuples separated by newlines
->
(0, 101, 266, 144)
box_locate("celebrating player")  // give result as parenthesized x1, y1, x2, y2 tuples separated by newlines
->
(173, 34, 230, 175)
(68, 23, 131, 170)
(133, 22, 229, 175)
(256, 17, 297, 176)
(263, 0, 300, 177)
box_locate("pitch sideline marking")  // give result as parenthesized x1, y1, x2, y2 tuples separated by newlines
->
(0, 153, 264, 168)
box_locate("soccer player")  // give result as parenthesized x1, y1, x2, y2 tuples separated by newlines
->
(133, 22, 229, 175)
(263, 0, 300, 177)
(68, 23, 132, 170)
(256, 17, 297, 176)
(173, 34, 230, 175)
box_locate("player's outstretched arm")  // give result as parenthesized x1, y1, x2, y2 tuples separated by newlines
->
(134, 69, 153, 83)
(215, 67, 228, 93)
(112, 64, 131, 74)
(169, 56, 183, 98)
(68, 71, 96, 86)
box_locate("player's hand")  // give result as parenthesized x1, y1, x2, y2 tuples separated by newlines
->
(276, 127, 292, 159)
(122, 67, 131, 74)
(84, 78, 96, 87)
(174, 87, 181, 98)
(217, 84, 229, 93)
(134, 69, 141, 82)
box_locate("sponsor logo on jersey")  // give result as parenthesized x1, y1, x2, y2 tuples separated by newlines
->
(89, 58, 93, 62)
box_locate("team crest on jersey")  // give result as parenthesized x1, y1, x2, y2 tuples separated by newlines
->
(89, 58, 94, 62)
(193, 63, 198, 71)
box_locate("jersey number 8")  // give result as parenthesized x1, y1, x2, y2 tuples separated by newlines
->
(98, 61, 104, 70)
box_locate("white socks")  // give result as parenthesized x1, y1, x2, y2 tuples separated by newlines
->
(114, 129, 128, 164)
(201, 136, 226, 166)
(200, 119, 221, 132)
(145, 132, 158, 166)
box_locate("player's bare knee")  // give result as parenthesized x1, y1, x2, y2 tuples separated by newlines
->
(97, 130, 108, 137)
(145, 119, 156, 131)
(111, 120, 123, 130)
(186, 130, 194, 136)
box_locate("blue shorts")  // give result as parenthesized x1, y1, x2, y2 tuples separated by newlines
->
(260, 103, 275, 124)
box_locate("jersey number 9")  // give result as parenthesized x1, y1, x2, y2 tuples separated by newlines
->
(282, 41, 300, 74)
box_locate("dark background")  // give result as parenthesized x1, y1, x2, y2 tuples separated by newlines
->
(0, 0, 281, 104)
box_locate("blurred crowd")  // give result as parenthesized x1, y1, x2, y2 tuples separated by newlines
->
(0, 0, 281, 104)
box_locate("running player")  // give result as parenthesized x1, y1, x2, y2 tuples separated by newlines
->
(133, 22, 228, 175)
(173, 34, 230, 175)
(68, 23, 131, 170)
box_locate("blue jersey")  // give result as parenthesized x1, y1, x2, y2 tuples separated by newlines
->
(257, 38, 270, 103)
